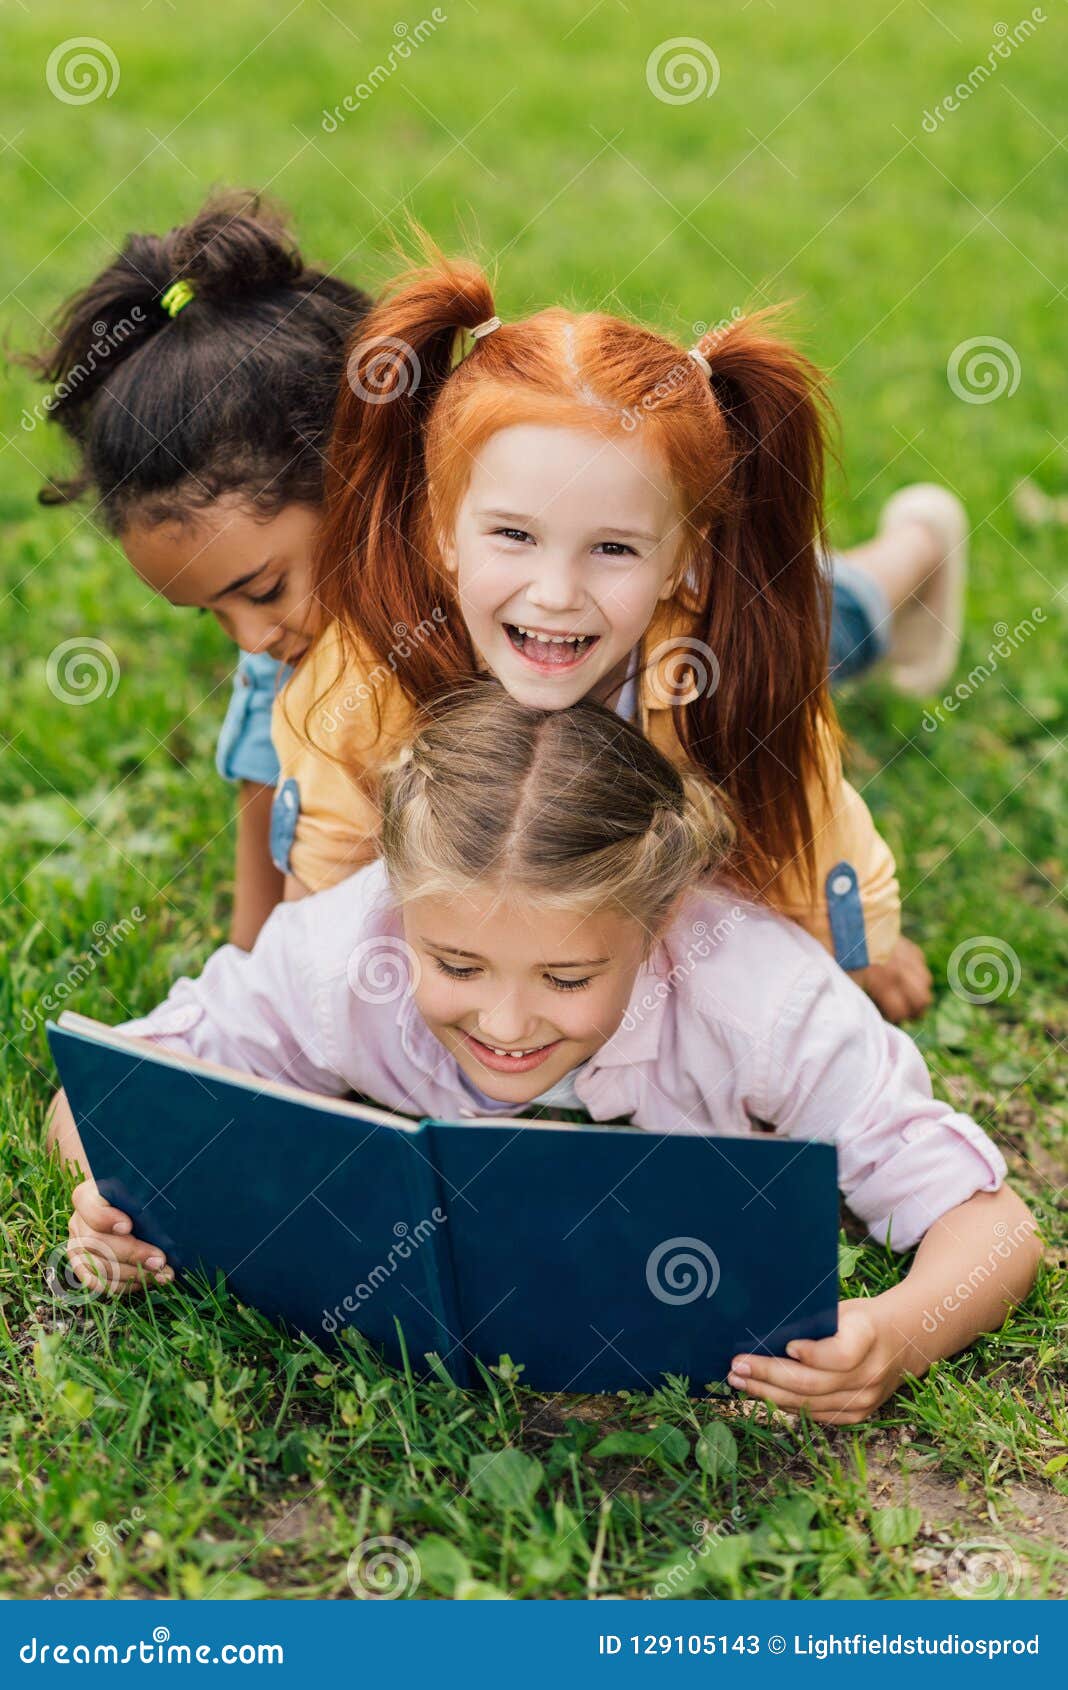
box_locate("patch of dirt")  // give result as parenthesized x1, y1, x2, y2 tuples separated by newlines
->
(861, 1441, 1068, 1596)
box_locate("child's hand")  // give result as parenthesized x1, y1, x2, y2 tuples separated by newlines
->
(728, 1300, 904, 1424)
(66, 1179, 174, 1295)
(851, 935, 932, 1023)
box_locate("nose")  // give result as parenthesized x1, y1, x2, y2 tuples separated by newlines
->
(524, 550, 585, 615)
(474, 987, 542, 1047)
(226, 607, 282, 656)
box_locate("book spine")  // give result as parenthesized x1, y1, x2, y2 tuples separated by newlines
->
(404, 1127, 471, 1388)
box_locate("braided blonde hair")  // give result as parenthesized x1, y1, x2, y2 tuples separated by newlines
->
(379, 682, 734, 945)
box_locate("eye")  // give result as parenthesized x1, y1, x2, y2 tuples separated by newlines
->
(593, 541, 636, 557)
(493, 527, 534, 545)
(432, 957, 481, 981)
(546, 974, 592, 992)
(249, 577, 285, 605)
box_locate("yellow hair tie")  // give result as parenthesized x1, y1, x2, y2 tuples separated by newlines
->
(161, 279, 195, 318)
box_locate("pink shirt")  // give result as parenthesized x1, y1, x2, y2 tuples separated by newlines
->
(119, 862, 1005, 1252)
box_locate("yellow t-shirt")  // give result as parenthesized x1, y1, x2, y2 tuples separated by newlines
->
(272, 604, 901, 965)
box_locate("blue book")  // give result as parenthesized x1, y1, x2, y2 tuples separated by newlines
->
(48, 1013, 839, 1393)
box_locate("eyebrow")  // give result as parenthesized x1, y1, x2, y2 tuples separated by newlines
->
(208, 560, 272, 603)
(475, 510, 659, 545)
(422, 939, 611, 968)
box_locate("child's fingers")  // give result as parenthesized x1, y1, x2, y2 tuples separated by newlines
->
(728, 1354, 845, 1397)
(68, 1213, 168, 1272)
(72, 1179, 133, 1236)
(781, 1320, 875, 1372)
(730, 1376, 875, 1422)
(67, 1243, 172, 1291)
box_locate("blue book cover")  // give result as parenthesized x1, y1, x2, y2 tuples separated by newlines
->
(47, 1013, 839, 1393)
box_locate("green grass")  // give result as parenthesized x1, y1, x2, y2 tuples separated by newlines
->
(1, 0, 1066, 1600)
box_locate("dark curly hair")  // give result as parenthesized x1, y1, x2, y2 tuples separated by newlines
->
(27, 189, 372, 531)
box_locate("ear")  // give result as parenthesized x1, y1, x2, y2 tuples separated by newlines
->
(438, 528, 458, 576)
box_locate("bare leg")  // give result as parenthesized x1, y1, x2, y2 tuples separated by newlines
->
(838, 521, 942, 616)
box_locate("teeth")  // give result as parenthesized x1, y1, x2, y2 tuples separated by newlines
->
(513, 626, 593, 645)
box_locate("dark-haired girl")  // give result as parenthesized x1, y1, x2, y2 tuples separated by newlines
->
(30, 192, 372, 946)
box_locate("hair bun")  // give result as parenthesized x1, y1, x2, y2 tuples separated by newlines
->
(165, 189, 303, 303)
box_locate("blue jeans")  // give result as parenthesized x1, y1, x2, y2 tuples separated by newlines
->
(828, 555, 891, 684)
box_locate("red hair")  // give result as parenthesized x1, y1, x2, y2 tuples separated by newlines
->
(315, 242, 839, 900)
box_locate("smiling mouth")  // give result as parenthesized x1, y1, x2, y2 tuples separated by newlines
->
(503, 624, 599, 669)
(461, 1030, 561, 1074)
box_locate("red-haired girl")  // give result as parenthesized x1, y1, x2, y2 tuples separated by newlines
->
(273, 251, 966, 1021)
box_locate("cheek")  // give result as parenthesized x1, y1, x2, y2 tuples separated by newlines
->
(412, 972, 469, 1028)
(457, 550, 513, 620)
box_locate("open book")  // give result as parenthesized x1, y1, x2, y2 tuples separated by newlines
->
(48, 1012, 839, 1393)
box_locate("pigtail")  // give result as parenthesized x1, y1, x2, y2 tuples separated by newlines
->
(315, 243, 498, 713)
(679, 309, 839, 899)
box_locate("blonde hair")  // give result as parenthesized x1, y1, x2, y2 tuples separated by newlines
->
(379, 682, 734, 944)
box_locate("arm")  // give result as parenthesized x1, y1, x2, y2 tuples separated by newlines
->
(784, 736, 929, 1022)
(727, 963, 1037, 1421)
(231, 781, 284, 947)
(730, 1183, 1040, 1423)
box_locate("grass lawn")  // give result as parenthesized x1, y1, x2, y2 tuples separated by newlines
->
(1, 0, 1065, 1600)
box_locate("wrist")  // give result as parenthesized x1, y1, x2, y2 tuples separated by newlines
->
(868, 1283, 941, 1377)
